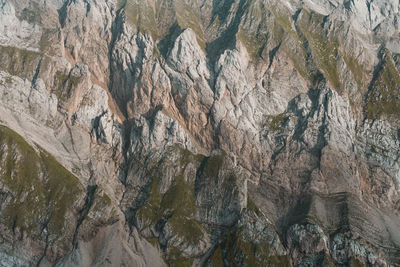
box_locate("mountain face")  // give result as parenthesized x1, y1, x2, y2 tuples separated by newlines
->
(0, 0, 399, 266)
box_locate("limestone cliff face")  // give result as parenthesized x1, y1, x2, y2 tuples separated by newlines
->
(0, 0, 399, 266)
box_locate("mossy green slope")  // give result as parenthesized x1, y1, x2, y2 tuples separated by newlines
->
(120, 0, 159, 40)
(221, 230, 290, 266)
(295, 10, 340, 88)
(208, 199, 290, 267)
(134, 145, 289, 265)
(0, 126, 84, 239)
(135, 145, 205, 265)
(365, 51, 400, 120)
(119, 0, 206, 49)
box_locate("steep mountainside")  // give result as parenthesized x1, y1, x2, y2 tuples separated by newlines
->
(0, 0, 399, 266)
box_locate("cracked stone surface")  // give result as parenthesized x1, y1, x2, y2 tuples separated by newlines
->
(0, 0, 399, 266)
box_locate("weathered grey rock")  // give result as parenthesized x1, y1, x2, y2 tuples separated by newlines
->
(0, 0, 399, 265)
(0, 0, 41, 51)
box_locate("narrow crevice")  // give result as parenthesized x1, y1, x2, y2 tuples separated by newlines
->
(366, 0, 372, 29)
(268, 43, 281, 69)
(57, 0, 72, 28)
(119, 120, 133, 185)
(90, 110, 108, 143)
(361, 45, 386, 124)
(156, 216, 172, 254)
(72, 185, 97, 248)
(31, 57, 42, 88)
(107, 6, 128, 118)
(82, 0, 91, 17)
(11, 218, 17, 236)
(36, 229, 49, 267)
(39, 212, 51, 236)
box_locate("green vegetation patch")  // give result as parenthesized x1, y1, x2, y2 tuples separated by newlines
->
(236, 1, 268, 58)
(208, 194, 290, 266)
(236, 28, 267, 58)
(162, 175, 203, 245)
(265, 113, 288, 132)
(135, 146, 205, 259)
(39, 28, 59, 54)
(136, 146, 241, 265)
(297, 11, 340, 89)
(0, 126, 84, 238)
(172, 1, 205, 51)
(201, 150, 225, 179)
(120, 0, 206, 51)
(167, 246, 194, 267)
(87, 190, 112, 218)
(0, 46, 41, 80)
(365, 51, 400, 120)
(220, 230, 290, 266)
(270, 7, 312, 81)
(121, 0, 158, 40)
(210, 246, 224, 266)
(350, 256, 365, 267)
(53, 71, 82, 102)
(343, 53, 366, 90)
(137, 173, 204, 248)
(271, 7, 297, 40)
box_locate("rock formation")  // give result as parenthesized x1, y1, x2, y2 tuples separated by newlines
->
(0, 0, 399, 265)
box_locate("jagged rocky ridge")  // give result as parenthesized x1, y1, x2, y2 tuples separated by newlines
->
(0, 0, 399, 266)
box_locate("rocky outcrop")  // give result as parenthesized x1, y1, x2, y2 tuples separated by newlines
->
(0, 0, 399, 266)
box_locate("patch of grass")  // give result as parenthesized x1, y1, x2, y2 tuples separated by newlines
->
(297, 10, 340, 89)
(154, 0, 177, 39)
(136, 146, 204, 246)
(222, 230, 290, 266)
(265, 113, 288, 132)
(39, 29, 58, 53)
(236, 28, 267, 58)
(266, 4, 314, 81)
(350, 257, 365, 267)
(281, 37, 313, 81)
(146, 237, 159, 248)
(87, 190, 112, 219)
(0, 46, 41, 79)
(201, 151, 226, 178)
(53, 71, 82, 102)
(270, 4, 298, 41)
(343, 54, 366, 90)
(136, 175, 163, 226)
(0, 126, 84, 238)
(173, 1, 205, 51)
(39, 148, 83, 234)
(162, 175, 203, 245)
(221, 173, 238, 193)
(236, 1, 268, 58)
(210, 246, 224, 266)
(365, 50, 400, 120)
(322, 254, 337, 267)
(122, 0, 158, 40)
(136, 146, 242, 264)
(138, 174, 203, 245)
(120, 0, 205, 51)
(167, 246, 194, 267)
